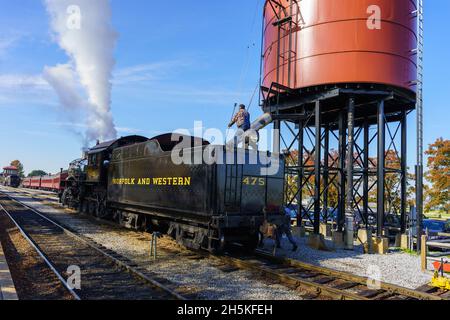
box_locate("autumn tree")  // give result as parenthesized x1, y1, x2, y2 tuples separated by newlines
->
(384, 150, 401, 213)
(285, 150, 314, 205)
(425, 138, 450, 213)
(367, 150, 414, 214)
(284, 149, 340, 213)
(10, 160, 25, 178)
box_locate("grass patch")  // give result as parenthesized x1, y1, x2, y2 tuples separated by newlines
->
(425, 211, 450, 220)
(399, 248, 419, 256)
(392, 247, 419, 256)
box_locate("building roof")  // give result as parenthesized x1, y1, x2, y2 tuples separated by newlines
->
(3, 166, 18, 171)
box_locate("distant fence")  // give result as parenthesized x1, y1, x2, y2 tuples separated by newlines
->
(421, 233, 450, 271)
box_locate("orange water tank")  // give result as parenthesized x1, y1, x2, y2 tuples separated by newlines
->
(262, 0, 418, 94)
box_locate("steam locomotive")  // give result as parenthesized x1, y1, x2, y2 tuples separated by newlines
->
(38, 133, 286, 252)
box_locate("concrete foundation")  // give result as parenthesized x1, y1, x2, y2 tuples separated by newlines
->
(344, 216, 354, 250)
(395, 234, 410, 249)
(373, 237, 389, 255)
(0, 242, 18, 300)
(292, 226, 306, 238)
(308, 233, 329, 251)
(319, 223, 332, 237)
(332, 231, 344, 249)
(357, 229, 375, 254)
(357, 228, 369, 245)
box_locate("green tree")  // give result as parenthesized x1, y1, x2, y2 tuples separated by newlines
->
(10, 160, 25, 178)
(28, 170, 48, 177)
(425, 138, 450, 213)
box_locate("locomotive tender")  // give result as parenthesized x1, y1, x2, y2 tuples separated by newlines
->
(60, 133, 285, 252)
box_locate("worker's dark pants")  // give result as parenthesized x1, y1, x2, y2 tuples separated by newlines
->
(276, 225, 297, 248)
(238, 124, 250, 131)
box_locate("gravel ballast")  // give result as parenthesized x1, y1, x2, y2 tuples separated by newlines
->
(262, 234, 434, 290)
(1, 187, 434, 296)
(1, 187, 302, 300)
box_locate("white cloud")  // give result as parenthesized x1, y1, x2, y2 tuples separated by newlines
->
(0, 35, 19, 57)
(0, 73, 54, 107)
(0, 74, 49, 90)
(44, 121, 144, 136)
(113, 60, 191, 85)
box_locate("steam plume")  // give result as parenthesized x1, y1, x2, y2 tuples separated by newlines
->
(44, 0, 117, 143)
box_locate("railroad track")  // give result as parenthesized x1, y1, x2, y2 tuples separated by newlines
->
(13, 187, 60, 203)
(4, 187, 448, 301)
(0, 192, 186, 300)
(211, 250, 447, 300)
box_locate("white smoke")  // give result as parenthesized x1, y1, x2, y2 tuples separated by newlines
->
(43, 0, 117, 143)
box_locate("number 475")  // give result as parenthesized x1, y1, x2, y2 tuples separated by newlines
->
(243, 177, 265, 186)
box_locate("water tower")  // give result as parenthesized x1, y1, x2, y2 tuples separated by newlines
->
(260, 0, 422, 242)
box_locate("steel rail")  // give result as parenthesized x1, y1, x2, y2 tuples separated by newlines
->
(213, 254, 368, 300)
(0, 201, 81, 300)
(0, 191, 186, 300)
(254, 250, 444, 300)
(6, 187, 444, 301)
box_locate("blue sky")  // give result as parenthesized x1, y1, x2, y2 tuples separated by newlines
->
(0, 0, 448, 175)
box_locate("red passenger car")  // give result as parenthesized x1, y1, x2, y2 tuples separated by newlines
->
(23, 171, 68, 193)
(48, 171, 69, 192)
(30, 176, 42, 189)
(22, 177, 31, 188)
(40, 172, 68, 192)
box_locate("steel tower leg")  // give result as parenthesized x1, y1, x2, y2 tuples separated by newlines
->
(297, 119, 304, 226)
(273, 120, 281, 154)
(323, 125, 330, 221)
(345, 97, 355, 249)
(377, 100, 386, 237)
(314, 101, 321, 235)
(401, 110, 407, 234)
(363, 118, 370, 227)
(338, 110, 346, 232)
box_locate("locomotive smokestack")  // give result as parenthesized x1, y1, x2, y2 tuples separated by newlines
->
(82, 148, 89, 160)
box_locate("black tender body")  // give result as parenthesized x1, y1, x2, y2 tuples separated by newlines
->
(65, 134, 285, 252)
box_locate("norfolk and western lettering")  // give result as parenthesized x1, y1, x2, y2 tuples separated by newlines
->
(112, 177, 191, 186)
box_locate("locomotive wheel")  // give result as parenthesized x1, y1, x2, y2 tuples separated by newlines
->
(208, 235, 227, 254)
(88, 201, 97, 216)
(80, 200, 89, 214)
(96, 202, 108, 218)
(241, 233, 260, 252)
(61, 189, 70, 206)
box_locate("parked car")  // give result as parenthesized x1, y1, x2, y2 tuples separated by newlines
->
(423, 219, 448, 234)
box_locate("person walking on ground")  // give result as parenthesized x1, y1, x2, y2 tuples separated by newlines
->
(275, 212, 298, 252)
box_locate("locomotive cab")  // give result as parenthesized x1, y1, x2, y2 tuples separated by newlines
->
(86, 151, 104, 184)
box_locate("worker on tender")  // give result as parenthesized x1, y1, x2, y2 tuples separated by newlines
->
(228, 104, 251, 132)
